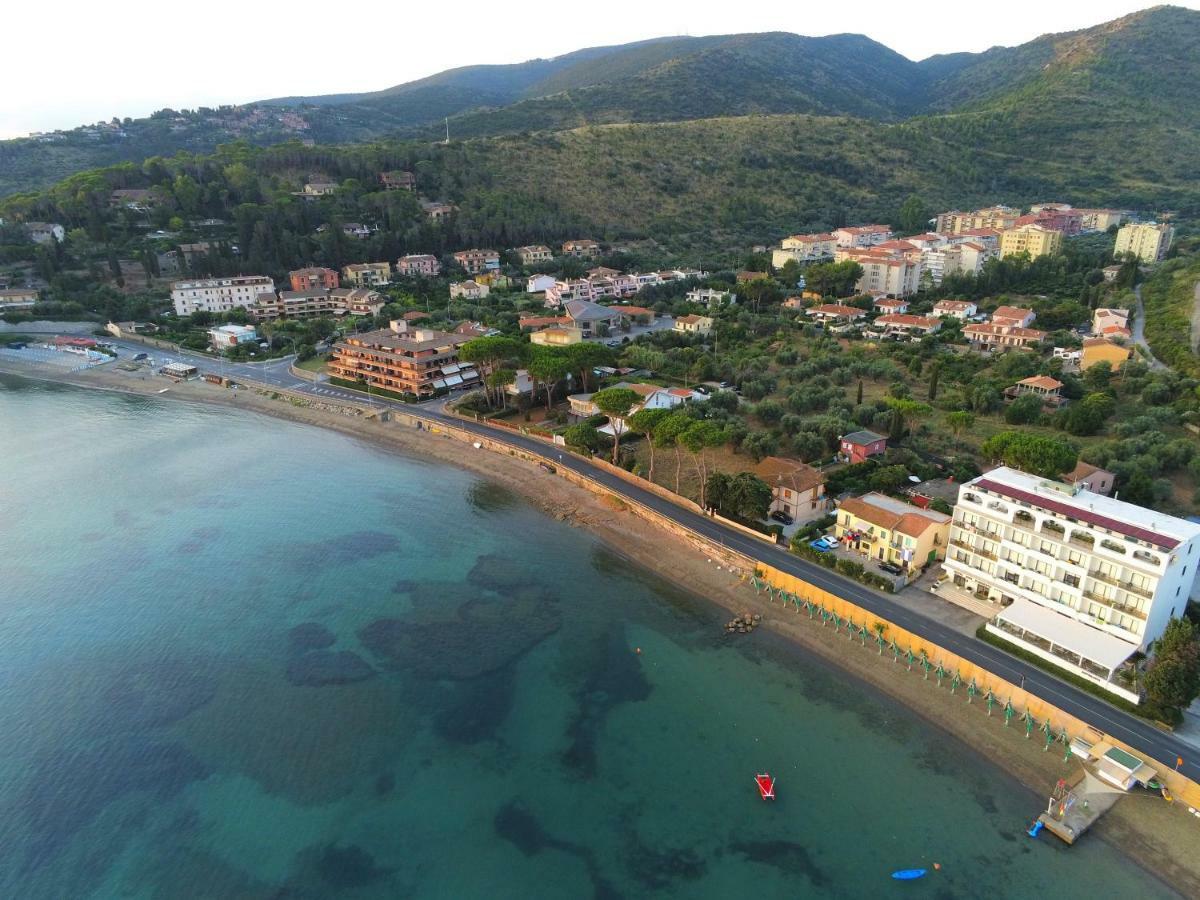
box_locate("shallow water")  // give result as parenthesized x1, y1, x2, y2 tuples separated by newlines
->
(0, 375, 1174, 898)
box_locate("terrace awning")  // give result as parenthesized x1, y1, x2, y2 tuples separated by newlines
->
(996, 598, 1135, 672)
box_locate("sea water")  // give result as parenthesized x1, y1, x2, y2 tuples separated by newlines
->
(0, 375, 1175, 898)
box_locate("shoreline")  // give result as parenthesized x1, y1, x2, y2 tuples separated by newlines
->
(4, 360, 1197, 895)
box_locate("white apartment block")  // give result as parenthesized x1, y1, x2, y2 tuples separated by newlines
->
(1114, 222, 1174, 263)
(836, 248, 922, 297)
(943, 467, 1200, 702)
(171, 276, 275, 315)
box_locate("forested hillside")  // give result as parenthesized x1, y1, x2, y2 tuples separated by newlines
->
(2, 6, 1195, 197)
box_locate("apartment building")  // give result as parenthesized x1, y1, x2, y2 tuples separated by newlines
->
(249, 287, 384, 321)
(449, 280, 490, 301)
(871, 313, 941, 339)
(342, 262, 392, 288)
(1114, 222, 1174, 263)
(999, 223, 1063, 259)
(334, 288, 386, 317)
(328, 320, 480, 396)
(935, 205, 1020, 234)
(452, 249, 501, 275)
(1075, 209, 1125, 232)
(396, 254, 441, 277)
(833, 224, 893, 248)
(289, 267, 339, 292)
(772, 233, 837, 267)
(171, 276, 275, 315)
(836, 248, 922, 297)
(944, 466, 1200, 700)
(513, 245, 554, 266)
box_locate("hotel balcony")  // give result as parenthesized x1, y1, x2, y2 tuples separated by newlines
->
(1085, 569, 1153, 600)
(1081, 589, 1148, 621)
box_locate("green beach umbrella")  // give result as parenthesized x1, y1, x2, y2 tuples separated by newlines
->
(1042, 719, 1054, 751)
(1060, 729, 1072, 762)
(951, 671, 961, 695)
(891, 640, 900, 663)
(875, 629, 887, 655)
(804, 599, 813, 618)
(935, 662, 946, 686)
(920, 651, 931, 680)
(1004, 699, 1014, 726)
(1024, 710, 1034, 739)
(750, 576, 762, 592)
(859, 624, 868, 646)
(906, 648, 915, 671)
(967, 678, 978, 703)
(986, 689, 995, 716)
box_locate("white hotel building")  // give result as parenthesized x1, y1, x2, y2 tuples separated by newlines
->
(943, 467, 1200, 702)
(171, 276, 276, 316)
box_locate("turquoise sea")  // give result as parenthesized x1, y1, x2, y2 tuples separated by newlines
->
(0, 375, 1174, 898)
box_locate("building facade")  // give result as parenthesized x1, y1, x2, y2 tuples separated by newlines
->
(289, 267, 340, 292)
(1114, 222, 1174, 263)
(562, 239, 601, 259)
(342, 263, 392, 287)
(208, 324, 258, 350)
(513, 245, 554, 266)
(839, 430, 887, 464)
(771, 233, 837, 267)
(944, 467, 1200, 700)
(835, 493, 951, 572)
(171, 276, 275, 315)
(753, 456, 827, 524)
(452, 249, 501, 275)
(999, 224, 1063, 259)
(396, 254, 441, 277)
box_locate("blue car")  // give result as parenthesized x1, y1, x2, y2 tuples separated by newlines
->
(809, 536, 839, 552)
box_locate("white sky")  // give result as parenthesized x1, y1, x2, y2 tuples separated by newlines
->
(2, 0, 1192, 139)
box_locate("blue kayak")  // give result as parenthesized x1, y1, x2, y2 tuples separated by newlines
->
(892, 869, 927, 881)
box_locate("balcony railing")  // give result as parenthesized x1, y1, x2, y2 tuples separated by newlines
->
(1081, 590, 1148, 621)
(1086, 570, 1154, 599)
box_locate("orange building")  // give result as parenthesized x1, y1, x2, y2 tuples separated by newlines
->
(289, 267, 340, 292)
(329, 321, 480, 396)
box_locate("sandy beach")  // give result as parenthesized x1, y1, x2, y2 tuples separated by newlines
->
(5, 358, 1199, 896)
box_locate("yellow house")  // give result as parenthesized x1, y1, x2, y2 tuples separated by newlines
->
(999, 224, 1063, 259)
(529, 327, 583, 347)
(834, 492, 951, 572)
(673, 314, 713, 336)
(1081, 337, 1131, 371)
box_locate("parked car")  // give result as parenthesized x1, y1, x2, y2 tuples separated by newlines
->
(809, 536, 838, 552)
(878, 561, 904, 576)
(770, 510, 794, 525)
(133, 352, 148, 360)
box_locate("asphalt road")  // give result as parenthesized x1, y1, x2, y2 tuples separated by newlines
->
(108, 338, 1198, 779)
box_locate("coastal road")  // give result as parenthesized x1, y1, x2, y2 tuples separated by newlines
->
(411, 403, 1200, 785)
(97, 339, 1200, 781)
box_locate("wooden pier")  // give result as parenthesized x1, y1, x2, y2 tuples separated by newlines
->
(1037, 770, 1124, 844)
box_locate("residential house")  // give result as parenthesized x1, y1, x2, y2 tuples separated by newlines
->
(684, 287, 735, 308)
(1092, 308, 1130, 336)
(302, 182, 338, 196)
(1101, 265, 1123, 283)
(334, 288, 386, 317)
(513, 245, 554, 266)
(933, 300, 978, 320)
(806, 304, 867, 327)
(519, 314, 570, 332)
(753, 457, 827, 524)
(872, 313, 941, 339)
(962, 323, 1047, 352)
(506, 369, 536, 397)
(563, 299, 621, 337)
(833, 224, 893, 248)
(874, 297, 909, 314)
(289, 267, 339, 292)
(772, 233, 837, 267)
(109, 188, 158, 210)
(1114, 222, 1174, 263)
(401, 310, 431, 323)
(178, 241, 213, 267)
(545, 278, 593, 307)
(342, 262, 391, 287)
(1081, 337, 1132, 372)
(341, 223, 371, 239)
(999, 223, 1063, 259)
(396, 254, 442, 277)
(328, 320, 480, 396)
(736, 270, 769, 283)
(421, 201, 457, 222)
(674, 314, 713, 336)
(25, 222, 65, 244)
(562, 239, 601, 259)
(208, 323, 258, 350)
(452, 249, 501, 275)
(526, 273, 557, 294)
(782, 296, 806, 310)
(587, 266, 621, 280)
(171, 275, 275, 315)
(379, 171, 416, 191)
(615, 305, 655, 324)
(449, 280, 490, 301)
(991, 306, 1036, 328)
(0, 287, 39, 310)
(839, 430, 887, 464)
(454, 321, 500, 338)
(104, 320, 156, 338)
(1004, 375, 1065, 407)
(530, 327, 584, 347)
(835, 493, 951, 572)
(1065, 461, 1116, 496)
(945, 466, 1200, 701)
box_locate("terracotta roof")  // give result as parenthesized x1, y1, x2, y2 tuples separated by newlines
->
(963, 323, 1046, 339)
(934, 300, 973, 311)
(808, 303, 865, 317)
(1018, 375, 1063, 391)
(1082, 337, 1129, 350)
(876, 314, 940, 328)
(753, 457, 826, 494)
(839, 495, 948, 537)
(974, 477, 1179, 549)
(993, 305, 1034, 320)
